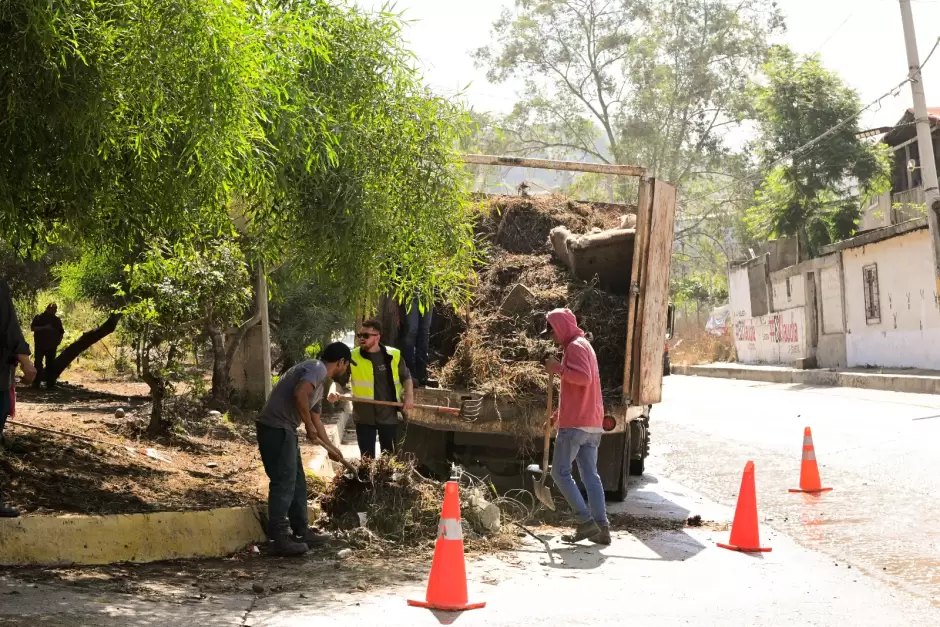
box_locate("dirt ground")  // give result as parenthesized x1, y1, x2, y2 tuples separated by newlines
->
(0, 369, 330, 515)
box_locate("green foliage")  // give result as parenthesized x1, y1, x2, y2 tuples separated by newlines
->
(2, 0, 477, 322)
(270, 265, 352, 370)
(251, 2, 479, 312)
(118, 236, 251, 398)
(0, 0, 282, 251)
(746, 47, 892, 256)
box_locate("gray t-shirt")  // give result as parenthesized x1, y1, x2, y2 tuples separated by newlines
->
(353, 349, 411, 426)
(257, 360, 327, 431)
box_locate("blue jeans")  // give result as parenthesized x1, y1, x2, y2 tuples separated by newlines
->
(550, 428, 609, 526)
(400, 298, 433, 382)
(256, 423, 308, 534)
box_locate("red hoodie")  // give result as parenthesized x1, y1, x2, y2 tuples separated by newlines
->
(547, 308, 604, 430)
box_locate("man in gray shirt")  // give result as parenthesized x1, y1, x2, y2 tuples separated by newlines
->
(256, 341, 352, 556)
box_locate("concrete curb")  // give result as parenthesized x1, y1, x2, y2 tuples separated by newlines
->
(0, 506, 265, 566)
(671, 364, 940, 395)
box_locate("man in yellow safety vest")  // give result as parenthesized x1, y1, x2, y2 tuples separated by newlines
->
(339, 319, 414, 458)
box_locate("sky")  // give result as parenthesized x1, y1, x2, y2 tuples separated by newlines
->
(352, 0, 940, 132)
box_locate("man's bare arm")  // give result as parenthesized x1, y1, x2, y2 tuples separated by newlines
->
(294, 381, 343, 459)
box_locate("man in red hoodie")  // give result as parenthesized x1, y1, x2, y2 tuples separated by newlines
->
(542, 308, 610, 544)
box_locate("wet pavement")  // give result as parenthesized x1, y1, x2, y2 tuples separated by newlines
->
(654, 375, 940, 606)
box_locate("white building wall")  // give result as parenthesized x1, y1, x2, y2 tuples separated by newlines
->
(820, 265, 844, 334)
(771, 275, 805, 310)
(843, 228, 940, 369)
(859, 192, 892, 232)
(728, 266, 752, 320)
(733, 307, 807, 364)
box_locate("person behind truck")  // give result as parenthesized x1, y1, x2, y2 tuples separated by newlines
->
(30, 302, 64, 389)
(0, 280, 37, 517)
(399, 294, 433, 387)
(541, 307, 610, 545)
(339, 319, 414, 458)
(256, 342, 352, 556)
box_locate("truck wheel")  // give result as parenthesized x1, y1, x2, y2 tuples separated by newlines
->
(628, 410, 650, 476)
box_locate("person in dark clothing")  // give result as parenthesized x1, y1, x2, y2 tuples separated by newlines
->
(399, 296, 433, 386)
(256, 341, 353, 556)
(0, 281, 37, 517)
(333, 319, 413, 458)
(30, 303, 64, 389)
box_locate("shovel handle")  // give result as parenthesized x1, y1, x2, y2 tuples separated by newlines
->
(542, 374, 554, 473)
(337, 395, 460, 415)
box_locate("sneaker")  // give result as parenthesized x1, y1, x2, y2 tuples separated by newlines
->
(592, 525, 611, 545)
(561, 519, 601, 543)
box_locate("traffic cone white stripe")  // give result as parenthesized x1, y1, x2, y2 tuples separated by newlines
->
(803, 450, 816, 461)
(439, 518, 463, 540)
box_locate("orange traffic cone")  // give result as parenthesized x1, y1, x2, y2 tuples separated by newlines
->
(408, 481, 486, 612)
(717, 461, 772, 553)
(789, 427, 832, 494)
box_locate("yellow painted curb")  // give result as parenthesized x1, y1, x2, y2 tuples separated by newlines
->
(0, 506, 269, 566)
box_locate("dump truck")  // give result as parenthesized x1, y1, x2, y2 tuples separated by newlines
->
(391, 156, 677, 501)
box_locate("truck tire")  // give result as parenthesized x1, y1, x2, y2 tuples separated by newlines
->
(628, 409, 650, 476)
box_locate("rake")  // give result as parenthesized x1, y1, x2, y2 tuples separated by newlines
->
(337, 395, 483, 421)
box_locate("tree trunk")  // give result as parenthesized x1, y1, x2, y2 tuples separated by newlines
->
(207, 312, 261, 406)
(140, 345, 167, 435)
(50, 313, 122, 379)
(209, 328, 229, 408)
(145, 373, 166, 436)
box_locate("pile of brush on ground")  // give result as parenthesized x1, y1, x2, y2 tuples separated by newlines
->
(319, 455, 518, 551)
(435, 193, 632, 407)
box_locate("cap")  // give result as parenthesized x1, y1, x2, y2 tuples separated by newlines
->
(321, 341, 357, 366)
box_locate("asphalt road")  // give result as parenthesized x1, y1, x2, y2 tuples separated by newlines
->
(4, 375, 940, 625)
(653, 374, 940, 607)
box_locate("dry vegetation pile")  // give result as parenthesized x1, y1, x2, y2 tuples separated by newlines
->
(436, 194, 632, 410)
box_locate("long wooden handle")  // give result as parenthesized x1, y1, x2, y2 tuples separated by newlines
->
(542, 374, 554, 473)
(338, 395, 460, 415)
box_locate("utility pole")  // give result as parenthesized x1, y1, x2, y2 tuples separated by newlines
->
(899, 0, 940, 296)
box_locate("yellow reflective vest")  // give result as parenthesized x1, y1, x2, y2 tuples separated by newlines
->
(350, 346, 404, 402)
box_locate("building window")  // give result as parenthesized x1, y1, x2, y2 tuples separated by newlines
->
(785, 277, 792, 300)
(863, 264, 881, 324)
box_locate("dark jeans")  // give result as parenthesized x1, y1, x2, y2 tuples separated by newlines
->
(400, 298, 433, 382)
(356, 422, 398, 458)
(256, 423, 308, 534)
(0, 388, 9, 501)
(34, 345, 58, 387)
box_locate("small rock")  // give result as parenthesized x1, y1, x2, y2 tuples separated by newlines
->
(686, 515, 703, 527)
(205, 462, 219, 469)
(115, 408, 125, 419)
(299, 593, 308, 599)
(619, 214, 637, 229)
(338, 548, 354, 559)
(499, 283, 535, 316)
(252, 583, 265, 594)
(208, 410, 222, 420)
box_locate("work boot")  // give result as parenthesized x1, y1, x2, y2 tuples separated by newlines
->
(0, 498, 19, 518)
(270, 523, 307, 557)
(561, 519, 601, 544)
(293, 527, 330, 548)
(592, 525, 612, 545)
